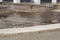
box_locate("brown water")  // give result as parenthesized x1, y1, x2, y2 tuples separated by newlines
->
(0, 16, 53, 29)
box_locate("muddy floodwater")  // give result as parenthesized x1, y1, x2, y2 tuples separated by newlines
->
(0, 3, 60, 40)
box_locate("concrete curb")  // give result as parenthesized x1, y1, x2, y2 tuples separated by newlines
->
(0, 23, 60, 35)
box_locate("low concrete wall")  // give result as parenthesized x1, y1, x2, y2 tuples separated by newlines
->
(0, 23, 60, 40)
(0, 29, 60, 40)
